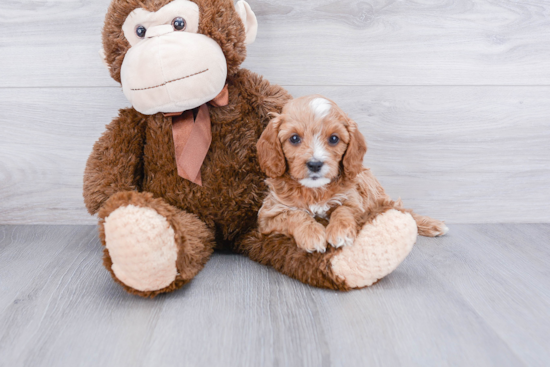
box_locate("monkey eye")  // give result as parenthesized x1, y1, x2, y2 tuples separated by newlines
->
(328, 135, 340, 146)
(289, 134, 302, 145)
(172, 17, 186, 31)
(135, 25, 146, 38)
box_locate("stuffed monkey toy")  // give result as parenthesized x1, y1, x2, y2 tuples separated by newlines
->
(84, 0, 447, 297)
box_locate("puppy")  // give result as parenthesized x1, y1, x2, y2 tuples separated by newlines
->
(256, 95, 448, 253)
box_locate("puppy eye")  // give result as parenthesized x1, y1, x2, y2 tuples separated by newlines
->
(328, 135, 340, 146)
(135, 25, 147, 38)
(289, 134, 302, 145)
(172, 17, 186, 31)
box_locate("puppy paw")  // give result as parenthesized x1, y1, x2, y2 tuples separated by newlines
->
(326, 222, 357, 248)
(294, 222, 327, 253)
(435, 224, 449, 237)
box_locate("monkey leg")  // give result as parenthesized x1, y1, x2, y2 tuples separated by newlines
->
(98, 191, 215, 298)
(238, 209, 417, 290)
(392, 201, 449, 237)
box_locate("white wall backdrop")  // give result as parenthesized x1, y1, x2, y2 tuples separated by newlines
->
(0, 0, 549, 224)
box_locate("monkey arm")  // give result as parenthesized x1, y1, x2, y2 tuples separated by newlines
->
(83, 108, 147, 215)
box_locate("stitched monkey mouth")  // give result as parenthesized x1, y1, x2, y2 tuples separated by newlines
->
(130, 68, 209, 91)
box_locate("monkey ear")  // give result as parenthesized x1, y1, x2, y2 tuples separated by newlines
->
(342, 118, 367, 180)
(235, 0, 258, 45)
(257, 115, 286, 178)
(98, 48, 110, 70)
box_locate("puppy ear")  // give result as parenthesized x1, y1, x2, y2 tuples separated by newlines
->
(257, 115, 286, 178)
(342, 118, 367, 179)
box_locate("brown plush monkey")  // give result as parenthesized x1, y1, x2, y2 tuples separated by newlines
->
(84, 0, 446, 298)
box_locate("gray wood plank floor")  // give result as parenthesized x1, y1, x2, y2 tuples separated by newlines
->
(1, 224, 549, 367)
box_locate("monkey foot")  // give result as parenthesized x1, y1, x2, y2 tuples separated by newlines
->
(98, 191, 214, 297)
(104, 204, 179, 292)
(330, 209, 417, 288)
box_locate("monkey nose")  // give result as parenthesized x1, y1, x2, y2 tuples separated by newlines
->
(307, 161, 324, 173)
(146, 24, 173, 38)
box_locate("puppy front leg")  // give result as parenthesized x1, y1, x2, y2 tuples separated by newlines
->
(326, 206, 358, 248)
(259, 210, 327, 253)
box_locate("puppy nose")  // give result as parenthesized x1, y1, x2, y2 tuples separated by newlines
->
(307, 161, 324, 173)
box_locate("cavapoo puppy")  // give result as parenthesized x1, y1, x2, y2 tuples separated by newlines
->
(256, 95, 448, 253)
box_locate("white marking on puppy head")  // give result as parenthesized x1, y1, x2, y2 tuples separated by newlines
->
(310, 98, 331, 118)
(312, 134, 329, 162)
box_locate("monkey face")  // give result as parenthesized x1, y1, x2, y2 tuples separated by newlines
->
(104, 0, 257, 115)
(120, 0, 226, 115)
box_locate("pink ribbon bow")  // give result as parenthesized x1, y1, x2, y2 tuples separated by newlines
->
(167, 84, 229, 186)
